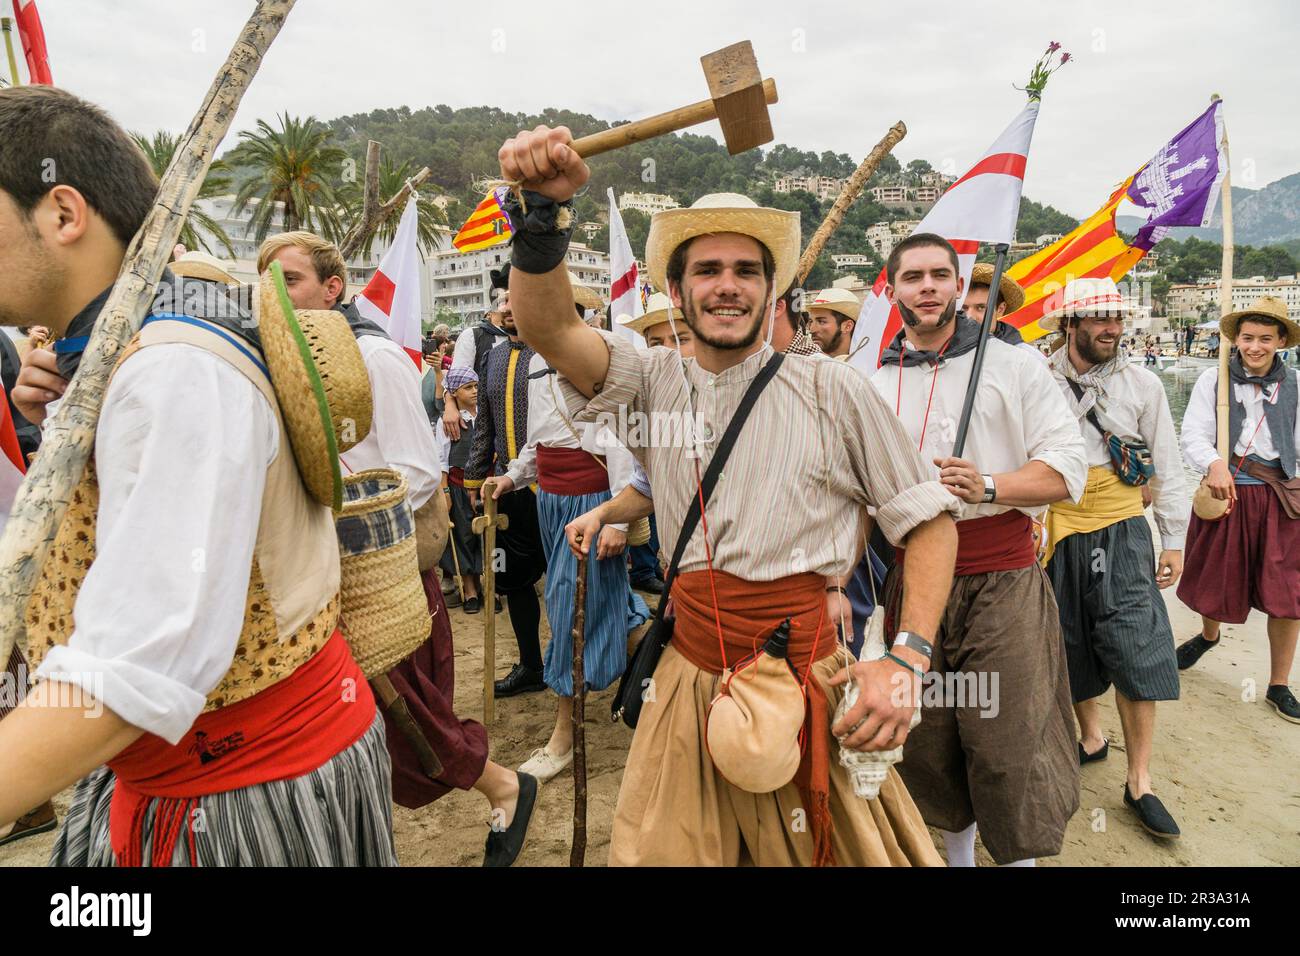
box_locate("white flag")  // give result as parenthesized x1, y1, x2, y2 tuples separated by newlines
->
(355, 198, 423, 366)
(607, 189, 646, 350)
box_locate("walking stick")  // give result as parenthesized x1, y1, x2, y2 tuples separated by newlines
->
(0, 0, 297, 667)
(446, 513, 467, 606)
(471, 480, 509, 723)
(951, 242, 1011, 457)
(570, 554, 588, 868)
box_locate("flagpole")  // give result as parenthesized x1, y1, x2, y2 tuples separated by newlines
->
(1213, 94, 1232, 465)
(1, 18, 21, 86)
(951, 243, 1009, 458)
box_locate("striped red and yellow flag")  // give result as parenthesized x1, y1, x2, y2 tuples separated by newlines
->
(1004, 177, 1147, 342)
(452, 187, 513, 252)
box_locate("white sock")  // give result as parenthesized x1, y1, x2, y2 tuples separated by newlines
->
(940, 824, 977, 868)
(1000, 857, 1036, 867)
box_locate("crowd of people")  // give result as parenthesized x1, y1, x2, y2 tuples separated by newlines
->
(0, 89, 1294, 868)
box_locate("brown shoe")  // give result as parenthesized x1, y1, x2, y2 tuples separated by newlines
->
(0, 800, 57, 848)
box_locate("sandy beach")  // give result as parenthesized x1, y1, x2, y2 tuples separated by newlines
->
(4, 567, 1297, 868)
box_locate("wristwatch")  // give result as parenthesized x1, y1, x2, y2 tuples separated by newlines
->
(980, 474, 997, 503)
(891, 630, 934, 661)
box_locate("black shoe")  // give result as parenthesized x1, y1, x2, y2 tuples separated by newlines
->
(1078, 738, 1109, 765)
(494, 596, 503, 613)
(1176, 633, 1218, 671)
(1124, 785, 1180, 840)
(630, 576, 665, 595)
(483, 772, 538, 867)
(0, 801, 57, 848)
(1265, 685, 1300, 724)
(463, 596, 481, 614)
(494, 663, 546, 698)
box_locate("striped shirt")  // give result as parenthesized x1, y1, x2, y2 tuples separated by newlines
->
(567, 331, 960, 580)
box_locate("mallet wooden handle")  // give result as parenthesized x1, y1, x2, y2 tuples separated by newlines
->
(571, 78, 778, 159)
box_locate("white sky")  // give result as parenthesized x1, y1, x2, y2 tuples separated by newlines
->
(27, 0, 1300, 218)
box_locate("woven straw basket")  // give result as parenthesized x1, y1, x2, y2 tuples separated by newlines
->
(336, 468, 431, 679)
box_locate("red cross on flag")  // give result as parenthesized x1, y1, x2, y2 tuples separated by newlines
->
(11, 0, 53, 84)
(607, 189, 646, 350)
(849, 101, 1039, 374)
(354, 199, 423, 367)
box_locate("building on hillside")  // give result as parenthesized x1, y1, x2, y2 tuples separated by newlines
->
(830, 274, 869, 299)
(918, 170, 956, 189)
(1036, 233, 1064, 248)
(1167, 277, 1300, 323)
(617, 192, 680, 215)
(831, 253, 874, 271)
(774, 174, 846, 202)
(913, 186, 941, 204)
(870, 184, 911, 207)
(427, 241, 611, 323)
(579, 221, 602, 243)
(864, 219, 920, 258)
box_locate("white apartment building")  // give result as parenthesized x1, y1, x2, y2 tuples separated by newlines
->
(617, 192, 680, 215)
(427, 241, 611, 324)
(864, 219, 920, 258)
(1036, 233, 1064, 248)
(831, 253, 874, 270)
(1167, 277, 1300, 323)
(913, 186, 941, 204)
(773, 174, 846, 202)
(870, 184, 911, 206)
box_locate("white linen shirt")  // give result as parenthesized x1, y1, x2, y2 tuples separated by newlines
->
(35, 345, 278, 744)
(449, 325, 505, 377)
(1181, 366, 1300, 475)
(871, 337, 1088, 521)
(340, 335, 440, 511)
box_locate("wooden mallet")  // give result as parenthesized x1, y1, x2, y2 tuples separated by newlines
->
(471, 480, 509, 723)
(569, 41, 778, 158)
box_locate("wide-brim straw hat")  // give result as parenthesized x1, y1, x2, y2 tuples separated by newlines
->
(808, 286, 862, 322)
(171, 250, 240, 287)
(1039, 277, 1132, 332)
(336, 468, 431, 678)
(968, 262, 1026, 314)
(568, 272, 605, 311)
(1221, 295, 1300, 347)
(615, 291, 683, 336)
(705, 651, 805, 793)
(256, 264, 373, 511)
(646, 193, 800, 298)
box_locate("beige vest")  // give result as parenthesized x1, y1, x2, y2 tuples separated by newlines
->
(26, 317, 342, 712)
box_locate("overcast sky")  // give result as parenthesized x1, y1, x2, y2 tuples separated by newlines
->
(28, 0, 1299, 219)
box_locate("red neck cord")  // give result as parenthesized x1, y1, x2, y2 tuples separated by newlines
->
(895, 335, 954, 452)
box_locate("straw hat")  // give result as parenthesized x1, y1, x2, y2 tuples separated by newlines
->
(615, 291, 683, 336)
(171, 250, 240, 287)
(1039, 277, 1132, 332)
(1221, 295, 1300, 347)
(808, 287, 862, 322)
(646, 193, 801, 298)
(705, 647, 806, 794)
(256, 264, 373, 511)
(568, 272, 605, 311)
(968, 262, 1025, 314)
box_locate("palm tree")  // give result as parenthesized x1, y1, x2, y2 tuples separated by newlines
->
(339, 157, 448, 260)
(131, 130, 236, 257)
(226, 113, 346, 243)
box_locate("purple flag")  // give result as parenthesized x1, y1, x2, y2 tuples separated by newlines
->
(1126, 100, 1227, 251)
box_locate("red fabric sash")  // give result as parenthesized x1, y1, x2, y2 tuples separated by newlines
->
(448, 466, 465, 487)
(670, 570, 837, 866)
(897, 509, 1036, 576)
(106, 630, 376, 866)
(536, 444, 609, 495)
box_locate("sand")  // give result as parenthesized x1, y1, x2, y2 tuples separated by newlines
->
(3, 579, 1297, 868)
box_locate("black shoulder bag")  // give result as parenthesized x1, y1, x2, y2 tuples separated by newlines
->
(611, 352, 785, 728)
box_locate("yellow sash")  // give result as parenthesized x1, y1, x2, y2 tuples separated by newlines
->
(1042, 465, 1145, 566)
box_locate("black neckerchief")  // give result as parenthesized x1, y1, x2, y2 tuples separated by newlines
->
(56, 271, 255, 380)
(879, 311, 983, 368)
(992, 320, 1025, 346)
(1228, 351, 1298, 478)
(335, 300, 390, 341)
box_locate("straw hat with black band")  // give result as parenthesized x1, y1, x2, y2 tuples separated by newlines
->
(256, 263, 374, 511)
(1220, 295, 1300, 347)
(968, 262, 1026, 315)
(646, 193, 801, 300)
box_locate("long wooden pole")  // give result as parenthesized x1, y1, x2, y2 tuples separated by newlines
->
(1214, 94, 1233, 463)
(0, 0, 297, 667)
(1, 17, 21, 86)
(569, 555, 588, 868)
(338, 162, 433, 261)
(796, 121, 907, 287)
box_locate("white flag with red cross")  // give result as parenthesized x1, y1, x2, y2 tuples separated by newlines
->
(354, 198, 423, 367)
(607, 189, 646, 350)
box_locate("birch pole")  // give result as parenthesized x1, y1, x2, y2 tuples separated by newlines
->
(0, 0, 297, 665)
(1214, 94, 1233, 464)
(1, 17, 21, 86)
(795, 121, 907, 287)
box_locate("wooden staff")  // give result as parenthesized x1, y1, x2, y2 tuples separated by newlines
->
(570, 554, 588, 868)
(1214, 94, 1233, 465)
(445, 515, 467, 606)
(337, 147, 433, 261)
(795, 121, 908, 287)
(1, 17, 21, 86)
(471, 481, 509, 723)
(0, 0, 297, 667)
